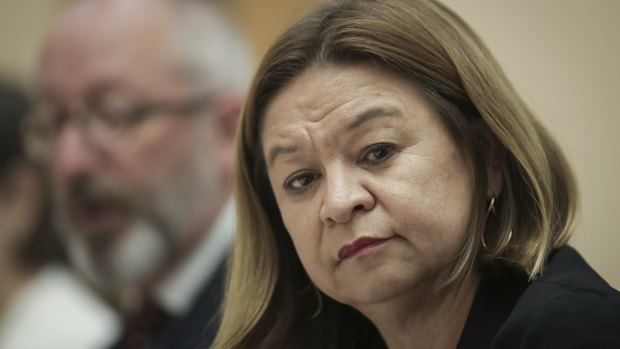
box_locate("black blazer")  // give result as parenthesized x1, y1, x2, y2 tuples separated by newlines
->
(111, 258, 227, 349)
(156, 259, 227, 349)
(458, 246, 620, 348)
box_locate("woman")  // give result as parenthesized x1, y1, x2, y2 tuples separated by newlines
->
(213, 0, 620, 348)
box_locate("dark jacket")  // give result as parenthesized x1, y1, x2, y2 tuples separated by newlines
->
(458, 246, 620, 348)
(112, 259, 227, 349)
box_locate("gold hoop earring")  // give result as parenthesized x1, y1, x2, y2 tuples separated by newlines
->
(487, 196, 496, 216)
(481, 197, 495, 250)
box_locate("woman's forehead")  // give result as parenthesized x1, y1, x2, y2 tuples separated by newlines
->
(261, 64, 419, 132)
(259, 65, 442, 170)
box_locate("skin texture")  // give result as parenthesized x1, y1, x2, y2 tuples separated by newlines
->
(38, 0, 238, 292)
(262, 64, 481, 348)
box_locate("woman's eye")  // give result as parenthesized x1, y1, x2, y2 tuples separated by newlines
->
(284, 172, 318, 192)
(362, 143, 396, 164)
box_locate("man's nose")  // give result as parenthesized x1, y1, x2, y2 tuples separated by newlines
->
(53, 123, 101, 181)
(319, 165, 375, 225)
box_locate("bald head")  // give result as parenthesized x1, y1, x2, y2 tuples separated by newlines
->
(41, 0, 251, 102)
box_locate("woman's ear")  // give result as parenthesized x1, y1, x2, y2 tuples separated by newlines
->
(485, 145, 504, 199)
(213, 93, 243, 141)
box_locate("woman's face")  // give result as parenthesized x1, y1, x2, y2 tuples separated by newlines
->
(261, 64, 476, 308)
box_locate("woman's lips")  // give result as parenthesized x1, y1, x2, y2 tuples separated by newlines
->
(338, 237, 392, 260)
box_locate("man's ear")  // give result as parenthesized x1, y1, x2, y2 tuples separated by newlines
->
(213, 93, 243, 141)
(210, 93, 243, 176)
(484, 144, 504, 199)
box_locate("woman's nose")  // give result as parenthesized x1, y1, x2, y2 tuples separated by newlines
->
(319, 165, 375, 225)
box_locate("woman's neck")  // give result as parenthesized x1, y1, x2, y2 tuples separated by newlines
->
(357, 271, 480, 349)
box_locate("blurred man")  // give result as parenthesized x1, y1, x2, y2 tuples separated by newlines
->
(0, 78, 119, 349)
(31, 0, 251, 347)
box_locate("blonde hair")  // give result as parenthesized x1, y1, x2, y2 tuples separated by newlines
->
(213, 0, 577, 347)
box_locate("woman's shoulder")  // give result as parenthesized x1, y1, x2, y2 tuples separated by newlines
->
(520, 245, 619, 302)
(493, 246, 620, 348)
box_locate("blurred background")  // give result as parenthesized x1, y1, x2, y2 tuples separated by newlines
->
(1, 0, 618, 289)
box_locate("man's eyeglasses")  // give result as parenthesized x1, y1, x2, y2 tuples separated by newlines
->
(23, 91, 216, 161)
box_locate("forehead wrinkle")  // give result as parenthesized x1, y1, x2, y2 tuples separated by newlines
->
(267, 145, 297, 167)
(346, 107, 402, 131)
(268, 98, 395, 167)
(265, 121, 313, 168)
(263, 66, 406, 168)
(264, 98, 348, 168)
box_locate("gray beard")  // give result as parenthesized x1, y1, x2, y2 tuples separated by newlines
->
(59, 215, 171, 293)
(54, 127, 223, 294)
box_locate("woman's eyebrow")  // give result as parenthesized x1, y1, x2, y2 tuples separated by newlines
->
(267, 145, 297, 168)
(267, 108, 401, 167)
(346, 107, 401, 131)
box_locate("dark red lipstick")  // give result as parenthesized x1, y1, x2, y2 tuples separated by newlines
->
(338, 237, 392, 260)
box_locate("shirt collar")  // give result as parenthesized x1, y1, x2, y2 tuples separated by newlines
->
(154, 199, 235, 316)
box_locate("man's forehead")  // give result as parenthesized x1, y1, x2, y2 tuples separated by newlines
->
(40, 0, 183, 101)
(56, 0, 172, 28)
(49, 0, 176, 51)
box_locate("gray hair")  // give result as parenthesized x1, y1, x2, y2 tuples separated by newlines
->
(172, 1, 253, 95)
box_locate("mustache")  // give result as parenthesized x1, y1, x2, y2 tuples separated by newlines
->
(66, 175, 131, 208)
